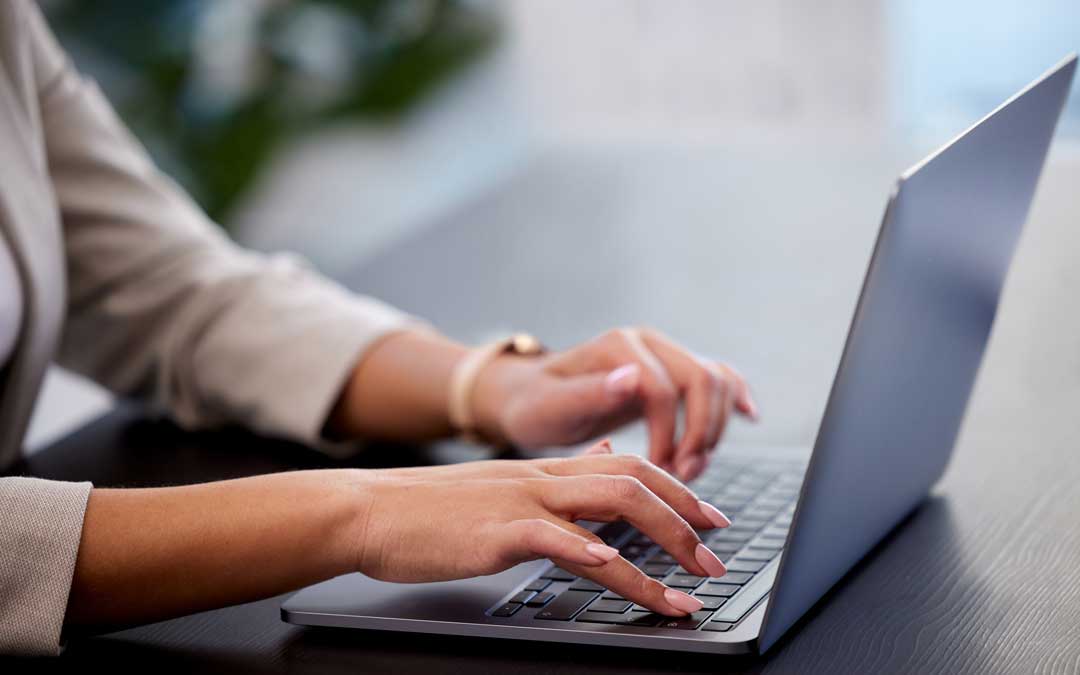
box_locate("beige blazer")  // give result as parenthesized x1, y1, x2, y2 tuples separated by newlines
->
(0, 1, 414, 655)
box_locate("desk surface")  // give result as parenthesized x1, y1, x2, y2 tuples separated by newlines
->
(6, 145, 1080, 674)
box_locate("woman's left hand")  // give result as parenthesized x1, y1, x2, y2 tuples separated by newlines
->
(472, 327, 758, 482)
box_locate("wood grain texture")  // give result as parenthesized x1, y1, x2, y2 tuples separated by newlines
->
(4, 147, 1080, 673)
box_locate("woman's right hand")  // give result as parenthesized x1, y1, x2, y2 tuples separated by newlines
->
(349, 441, 732, 616)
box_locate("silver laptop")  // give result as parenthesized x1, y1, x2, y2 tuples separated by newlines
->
(282, 56, 1077, 655)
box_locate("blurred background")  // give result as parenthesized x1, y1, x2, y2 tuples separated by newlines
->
(28, 0, 1080, 453)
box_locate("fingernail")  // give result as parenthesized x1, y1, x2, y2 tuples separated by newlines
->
(695, 543, 728, 578)
(584, 543, 619, 562)
(698, 500, 731, 528)
(664, 588, 704, 614)
(605, 364, 641, 397)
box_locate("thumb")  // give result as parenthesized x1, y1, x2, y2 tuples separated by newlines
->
(506, 364, 642, 447)
(551, 363, 642, 440)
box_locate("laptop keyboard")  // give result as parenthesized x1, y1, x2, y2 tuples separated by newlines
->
(488, 458, 806, 632)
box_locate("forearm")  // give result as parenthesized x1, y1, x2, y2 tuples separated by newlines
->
(64, 470, 372, 631)
(325, 330, 467, 441)
(325, 329, 537, 444)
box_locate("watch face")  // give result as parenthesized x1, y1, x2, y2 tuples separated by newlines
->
(510, 333, 544, 355)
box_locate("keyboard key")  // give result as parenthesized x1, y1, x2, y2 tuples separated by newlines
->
(696, 582, 740, 597)
(524, 578, 552, 592)
(630, 533, 655, 547)
(589, 599, 632, 613)
(729, 519, 769, 532)
(570, 579, 606, 592)
(654, 611, 713, 630)
(726, 559, 766, 574)
(712, 585, 770, 623)
(576, 611, 660, 627)
(540, 566, 577, 581)
(597, 521, 635, 546)
(664, 573, 706, 589)
(641, 563, 675, 577)
(714, 572, 753, 585)
(760, 526, 789, 540)
(739, 549, 779, 562)
(707, 541, 742, 553)
(491, 603, 521, 617)
(711, 530, 753, 543)
(526, 591, 555, 607)
(707, 548, 741, 563)
(747, 538, 783, 551)
(646, 552, 676, 565)
(753, 498, 790, 510)
(711, 502, 747, 514)
(534, 591, 599, 621)
(694, 595, 727, 611)
(741, 508, 780, 521)
(601, 591, 626, 601)
(509, 590, 535, 604)
(701, 621, 735, 632)
(725, 484, 762, 496)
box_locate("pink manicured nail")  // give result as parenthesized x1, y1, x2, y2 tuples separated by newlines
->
(695, 543, 728, 578)
(605, 364, 641, 397)
(698, 500, 731, 528)
(584, 543, 619, 562)
(663, 588, 704, 614)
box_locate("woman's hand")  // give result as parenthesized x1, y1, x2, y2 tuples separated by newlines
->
(473, 328, 758, 481)
(351, 441, 732, 616)
(328, 327, 756, 483)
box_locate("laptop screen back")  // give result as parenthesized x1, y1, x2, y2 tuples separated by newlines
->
(759, 56, 1077, 652)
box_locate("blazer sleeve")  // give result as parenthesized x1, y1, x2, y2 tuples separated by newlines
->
(26, 4, 421, 444)
(0, 477, 91, 656)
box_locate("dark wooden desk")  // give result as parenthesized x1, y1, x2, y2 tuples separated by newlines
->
(6, 147, 1080, 673)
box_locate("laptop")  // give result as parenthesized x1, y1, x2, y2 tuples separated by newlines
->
(282, 55, 1077, 655)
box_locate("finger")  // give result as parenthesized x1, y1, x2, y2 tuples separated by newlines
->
(670, 369, 723, 481)
(539, 475, 727, 579)
(556, 554, 705, 617)
(582, 439, 614, 455)
(703, 369, 733, 450)
(501, 518, 618, 567)
(526, 367, 641, 445)
(636, 330, 735, 480)
(616, 330, 680, 472)
(542, 453, 731, 530)
(542, 330, 679, 468)
(716, 362, 758, 420)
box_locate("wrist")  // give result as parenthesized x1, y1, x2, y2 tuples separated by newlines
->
(470, 354, 538, 446)
(329, 469, 382, 575)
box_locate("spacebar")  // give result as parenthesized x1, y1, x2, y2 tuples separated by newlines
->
(711, 561, 778, 623)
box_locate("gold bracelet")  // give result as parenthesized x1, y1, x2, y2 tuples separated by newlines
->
(448, 333, 544, 442)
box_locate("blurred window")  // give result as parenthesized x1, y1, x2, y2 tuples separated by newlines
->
(888, 0, 1080, 139)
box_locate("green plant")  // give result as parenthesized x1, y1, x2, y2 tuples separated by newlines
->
(46, 0, 499, 223)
